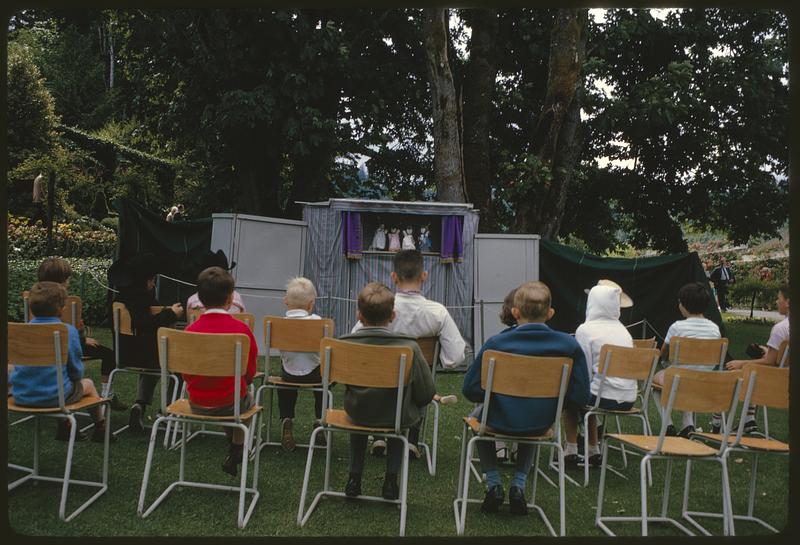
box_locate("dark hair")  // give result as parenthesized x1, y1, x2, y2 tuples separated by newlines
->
(779, 282, 790, 300)
(357, 282, 395, 325)
(197, 267, 234, 308)
(514, 281, 551, 321)
(29, 281, 66, 318)
(393, 250, 424, 282)
(37, 257, 72, 284)
(499, 288, 518, 327)
(678, 282, 710, 314)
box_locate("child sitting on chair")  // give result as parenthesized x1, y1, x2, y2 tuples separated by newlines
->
(186, 250, 245, 314)
(10, 282, 111, 442)
(37, 257, 126, 411)
(652, 282, 721, 438)
(340, 283, 435, 500)
(184, 266, 258, 476)
(277, 277, 324, 452)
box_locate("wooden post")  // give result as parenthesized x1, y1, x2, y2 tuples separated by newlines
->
(46, 170, 56, 254)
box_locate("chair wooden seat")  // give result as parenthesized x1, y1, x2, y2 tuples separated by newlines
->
(583, 405, 641, 415)
(166, 398, 261, 421)
(606, 433, 718, 457)
(267, 375, 323, 388)
(9, 395, 107, 414)
(692, 432, 789, 453)
(463, 416, 554, 440)
(253, 371, 265, 380)
(323, 408, 397, 433)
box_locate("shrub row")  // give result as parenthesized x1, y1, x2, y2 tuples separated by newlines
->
(727, 277, 782, 311)
(8, 257, 114, 326)
(7, 214, 117, 259)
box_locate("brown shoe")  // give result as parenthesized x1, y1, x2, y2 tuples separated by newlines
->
(281, 418, 296, 452)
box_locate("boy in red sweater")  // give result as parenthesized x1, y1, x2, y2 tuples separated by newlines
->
(184, 266, 258, 476)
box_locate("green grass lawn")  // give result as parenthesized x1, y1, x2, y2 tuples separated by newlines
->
(7, 319, 789, 536)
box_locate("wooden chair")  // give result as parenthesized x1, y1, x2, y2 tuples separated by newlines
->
(581, 345, 660, 487)
(22, 291, 82, 326)
(644, 337, 729, 431)
(254, 316, 334, 452)
(595, 367, 742, 537)
(168, 311, 257, 449)
(776, 339, 789, 368)
(297, 338, 414, 536)
(414, 336, 442, 475)
(688, 364, 789, 534)
(107, 302, 180, 441)
(137, 328, 263, 529)
(7, 322, 112, 522)
(453, 351, 574, 536)
(632, 337, 657, 349)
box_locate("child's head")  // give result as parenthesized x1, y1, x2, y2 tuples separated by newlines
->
(28, 281, 67, 318)
(197, 266, 234, 309)
(677, 282, 710, 315)
(284, 277, 317, 311)
(512, 281, 554, 324)
(392, 249, 426, 285)
(37, 257, 72, 286)
(357, 282, 395, 326)
(777, 282, 790, 315)
(499, 287, 518, 327)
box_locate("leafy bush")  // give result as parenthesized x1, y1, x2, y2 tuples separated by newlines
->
(7, 214, 117, 259)
(728, 276, 781, 311)
(8, 257, 114, 326)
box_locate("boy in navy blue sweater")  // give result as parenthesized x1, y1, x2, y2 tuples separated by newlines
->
(463, 281, 589, 515)
(10, 282, 110, 442)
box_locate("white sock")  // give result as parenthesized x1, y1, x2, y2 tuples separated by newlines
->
(681, 412, 694, 430)
(565, 442, 577, 456)
(101, 382, 109, 398)
(588, 444, 600, 457)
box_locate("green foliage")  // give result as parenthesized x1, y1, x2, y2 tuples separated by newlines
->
(7, 257, 113, 325)
(728, 276, 781, 310)
(7, 214, 117, 259)
(6, 41, 59, 168)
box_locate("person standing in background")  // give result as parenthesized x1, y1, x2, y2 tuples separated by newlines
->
(710, 257, 735, 312)
(28, 172, 47, 226)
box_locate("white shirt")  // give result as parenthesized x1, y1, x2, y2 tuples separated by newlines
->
(664, 317, 721, 370)
(767, 316, 789, 352)
(351, 291, 466, 368)
(280, 309, 322, 376)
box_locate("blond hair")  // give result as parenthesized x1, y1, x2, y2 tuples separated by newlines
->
(513, 281, 552, 321)
(285, 277, 317, 307)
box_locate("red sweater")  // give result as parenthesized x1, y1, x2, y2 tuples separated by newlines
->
(184, 312, 258, 407)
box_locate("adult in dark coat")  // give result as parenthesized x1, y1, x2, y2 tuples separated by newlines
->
(709, 257, 735, 312)
(109, 252, 184, 431)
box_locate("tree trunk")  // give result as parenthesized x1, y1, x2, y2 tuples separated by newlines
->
(108, 19, 115, 90)
(423, 8, 466, 203)
(462, 9, 499, 229)
(514, 8, 587, 235)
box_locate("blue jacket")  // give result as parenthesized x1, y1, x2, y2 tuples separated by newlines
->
(10, 317, 84, 407)
(462, 322, 589, 433)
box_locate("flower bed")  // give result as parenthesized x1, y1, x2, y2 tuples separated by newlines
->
(7, 214, 117, 259)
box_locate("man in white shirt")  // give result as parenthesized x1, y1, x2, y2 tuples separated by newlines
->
(352, 249, 466, 457)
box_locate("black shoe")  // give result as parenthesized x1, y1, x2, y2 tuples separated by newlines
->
(665, 424, 677, 437)
(55, 420, 88, 442)
(90, 422, 118, 443)
(742, 420, 758, 435)
(481, 484, 505, 513)
(509, 485, 528, 516)
(588, 453, 603, 468)
(576, 434, 585, 455)
(678, 425, 695, 439)
(382, 472, 399, 500)
(564, 453, 582, 469)
(711, 424, 721, 435)
(128, 403, 145, 433)
(222, 445, 244, 477)
(109, 393, 128, 412)
(345, 472, 362, 498)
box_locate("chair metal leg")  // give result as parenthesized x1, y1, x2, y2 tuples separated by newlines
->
(641, 455, 650, 536)
(555, 443, 566, 536)
(615, 416, 628, 468)
(296, 427, 321, 526)
(399, 435, 409, 537)
(595, 440, 611, 534)
(455, 421, 468, 500)
(58, 415, 78, 521)
(137, 416, 166, 517)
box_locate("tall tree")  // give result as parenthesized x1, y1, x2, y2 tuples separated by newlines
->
(423, 8, 466, 202)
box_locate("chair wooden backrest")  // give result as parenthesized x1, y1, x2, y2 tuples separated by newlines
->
(597, 345, 660, 380)
(23, 290, 82, 326)
(632, 337, 657, 349)
(661, 367, 741, 414)
(187, 309, 256, 332)
(156, 327, 251, 418)
(8, 322, 70, 408)
(479, 350, 573, 437)
(668, 336, 729, 368)
(740, 363, 789, 410)
(263, 316, 334, 352)
(776, 340, 789, 368)
(415, 336, 439, 369)
(319, 337, 413, 434)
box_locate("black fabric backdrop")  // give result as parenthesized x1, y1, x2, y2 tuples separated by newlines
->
(540, 239, 725, 345)
(112, 198, 213, 306)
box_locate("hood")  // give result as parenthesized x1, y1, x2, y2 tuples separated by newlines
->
(585, 284, 622, 321)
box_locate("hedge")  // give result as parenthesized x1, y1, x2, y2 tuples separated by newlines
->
(8, 214, 117, 259)
(8, 257, 114, 326)
(728, 277, 782, 311)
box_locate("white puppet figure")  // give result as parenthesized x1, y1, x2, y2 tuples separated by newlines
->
(402, 226, 416, 250)
(371, 223, 387, 250)
(418, 225, 432, 252)
(388, 227, 401, 251)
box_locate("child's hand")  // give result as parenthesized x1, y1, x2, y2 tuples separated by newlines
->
(85, 337, 100, 348)
(171, 303, 184, 318)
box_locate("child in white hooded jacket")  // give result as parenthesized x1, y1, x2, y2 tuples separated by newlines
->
(564, 282, 635, 467)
